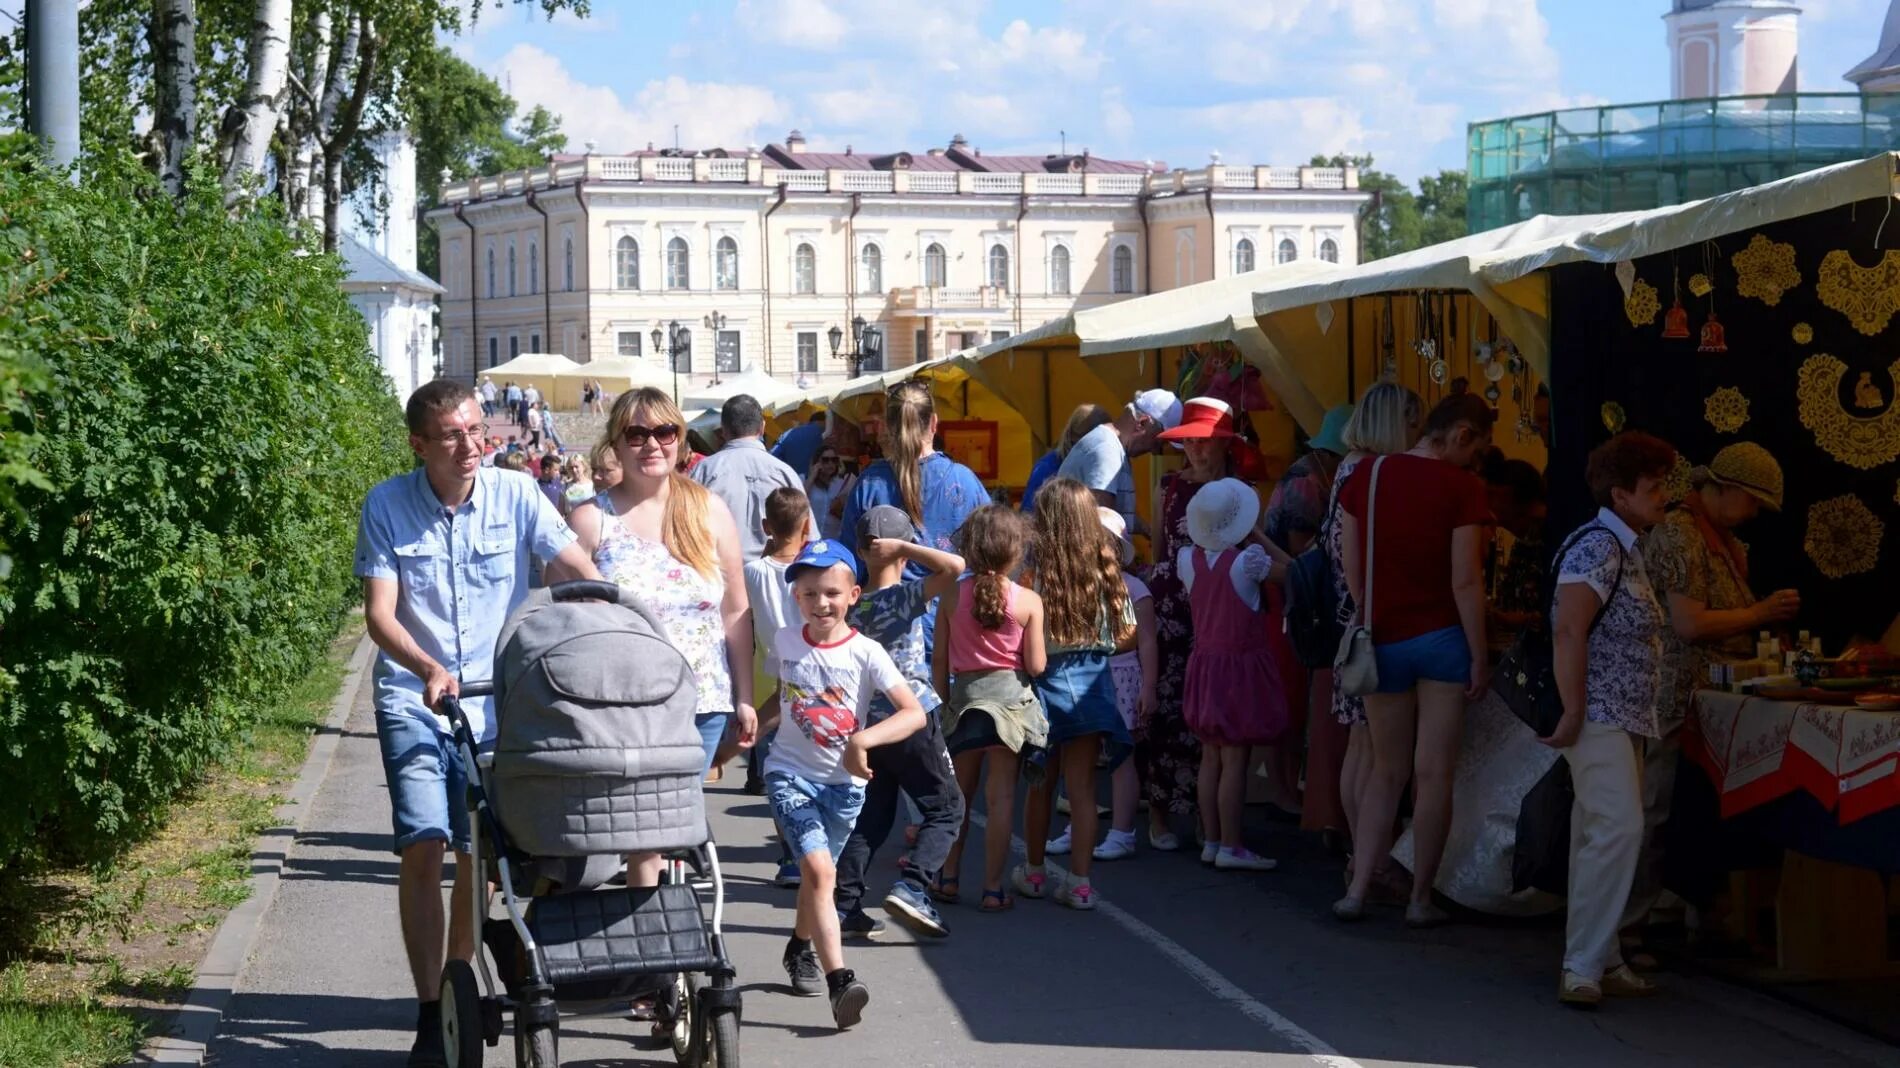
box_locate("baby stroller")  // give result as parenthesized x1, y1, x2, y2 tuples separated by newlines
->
(436, 580, 741, 1067)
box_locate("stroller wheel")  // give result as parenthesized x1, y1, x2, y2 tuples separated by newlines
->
(514, 1018, 559, 1068)
(668, 973, 698, 1064)
(701, 1003, 739, 1068)
(439, 960, 484, 1068)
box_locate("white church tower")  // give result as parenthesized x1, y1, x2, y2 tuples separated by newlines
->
(1845, 1, 1900, 91)
(339, 130, 443, 404)
(1666, 0, 1801, 100)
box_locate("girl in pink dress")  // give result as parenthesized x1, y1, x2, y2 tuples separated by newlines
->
(1180, 478, 1292, 872)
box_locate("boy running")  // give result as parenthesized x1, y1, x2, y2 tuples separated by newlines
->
(834, 505, 967, 939)
(767, 539, 925, 1029)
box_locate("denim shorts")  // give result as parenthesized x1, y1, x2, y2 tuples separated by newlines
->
(1372, 625, 1472, 693)
(376, 708, 477, 856)
(695, 711, 731, 775)
(765, 770, 866, 862)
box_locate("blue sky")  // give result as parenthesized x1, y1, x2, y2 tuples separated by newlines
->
(456, 0, 1895, 182)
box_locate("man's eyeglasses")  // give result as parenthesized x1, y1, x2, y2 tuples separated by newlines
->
(435, 425, 489, 447)
(621, 423, 682, 448)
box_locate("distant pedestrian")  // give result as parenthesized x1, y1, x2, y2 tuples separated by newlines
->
(504, 381, 522, 423)
(525, 403, 544, 450)
(691, 394, 807, 562)
(536, 454, 565, 513)
(581, 379, 598, 416)
(478, 376, 496, 418)
(540, 402, 564, 451)
(771, 411, 828, 477)
(353, 379, 599, 1066)
(560, 454, 594, 513)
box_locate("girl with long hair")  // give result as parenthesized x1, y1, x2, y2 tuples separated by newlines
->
(1016, 478, 1134, 911)
(934, 505, 1047, 911)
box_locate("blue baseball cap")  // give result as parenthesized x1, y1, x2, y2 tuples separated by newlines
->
(786, 538, 860, 583)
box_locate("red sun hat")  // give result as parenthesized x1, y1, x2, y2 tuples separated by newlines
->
(1156, 396, 1238, 441)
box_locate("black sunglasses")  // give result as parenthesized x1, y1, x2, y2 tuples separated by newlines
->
(620, 423, 682, 448)
(816, 454, 839, 463)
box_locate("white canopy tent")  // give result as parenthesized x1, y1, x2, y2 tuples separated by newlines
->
(681, 369, 796, 411)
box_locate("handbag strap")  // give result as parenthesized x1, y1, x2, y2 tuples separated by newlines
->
(1363, 456, 1385, 629)
(1546, 524, 1627, 636)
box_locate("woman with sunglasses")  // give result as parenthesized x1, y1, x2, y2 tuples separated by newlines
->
(804, 448, 857, 541)
(568, 388, 759, 816)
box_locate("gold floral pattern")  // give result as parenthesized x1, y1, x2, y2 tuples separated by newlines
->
(1803, 494, 1884, 580)
(1793, 322, 1814, 344)
(1704, 387, 1750, 433)
(1815, 250, 1900, 336)
(1689, 273, 1713, 297)
(1796, 353, 1900, 470)
(1601, 401, 1627, 434)
(1624, 278, 1660, 327)
(1730, 234, 1801, 306)
(1664, 453, 1694, 504)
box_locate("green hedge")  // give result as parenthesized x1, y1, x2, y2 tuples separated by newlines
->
(0, 143, 410, 875)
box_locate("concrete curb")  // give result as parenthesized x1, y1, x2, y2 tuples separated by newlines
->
(132, 633, 376, 1066)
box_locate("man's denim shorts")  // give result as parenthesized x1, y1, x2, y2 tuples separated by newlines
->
(376, 707, 482, 855)
(764, 770, 865, 863)
(1372, 625, 1472, 694)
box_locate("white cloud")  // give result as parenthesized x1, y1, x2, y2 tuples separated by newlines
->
(492, 44, 785, 152)
(736, 0, 850, 50)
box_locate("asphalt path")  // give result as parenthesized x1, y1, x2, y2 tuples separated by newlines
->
(205, 681, 1900, 1068)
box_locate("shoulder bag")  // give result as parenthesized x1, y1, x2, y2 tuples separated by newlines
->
(1492, 525, 1625, 737)
(1333, 456, 1385, 698)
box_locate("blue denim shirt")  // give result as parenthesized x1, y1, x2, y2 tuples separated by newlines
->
(354, 466, 576, 741)
(840, 451, 987, 646)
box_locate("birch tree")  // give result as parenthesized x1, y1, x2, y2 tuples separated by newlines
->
(151, 0, 197, 198)
(219, 0, 293, 200)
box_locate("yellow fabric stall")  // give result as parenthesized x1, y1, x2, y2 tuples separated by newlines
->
(550, 356, 680, 410)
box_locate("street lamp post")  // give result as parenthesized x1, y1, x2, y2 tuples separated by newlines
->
(827, 315, 877, 380)
(703, 310, 728, 384)
(650, 319, 688, 406)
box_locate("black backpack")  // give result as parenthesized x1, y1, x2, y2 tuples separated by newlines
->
(1283, 461, 1346, 669)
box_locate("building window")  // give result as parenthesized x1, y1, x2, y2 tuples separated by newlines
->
(1049, 245, 1071, 296)
(1276, 238, 1298, 264)
(796, 331, 818, 372)
(923, 242, 947, 287)
(487, 335, 498, 367)
(486, 247, 496, 298)
(1320, 238, 1339, 263)
(1235, 237, 1256, 274)
(617, 330, 641, 357)
(715, 236, 739, 291)
(528, 242, 539, 294)
(507, 244, 517, 297)
(860, 243, 882, 293)
(794, 242, 816, 295)
(957, 331, 980, 351)
(991, 329, 1010, 344)
(615, 236, 639, 290)
(988, 244, 1009, 291)
(1174, 231, 1195, 287)
(914, 327, 929, 362)
(563, 237, 574, 291)
(670, 328, 692, 373)
(530, 332, 541, 352)
(715, 329, 741, 373)
(1112, 244, 1134, 293)
(508, 334, 520, 358)
(666, 236, 691, 289)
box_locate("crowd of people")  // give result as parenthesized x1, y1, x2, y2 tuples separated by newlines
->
(357, 370, 1807, 1064)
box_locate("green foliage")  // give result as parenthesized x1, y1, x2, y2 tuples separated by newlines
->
(1313, 153, 1469, 262)
(0, 139, 409, 876)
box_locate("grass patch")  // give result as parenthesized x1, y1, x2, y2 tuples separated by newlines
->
(0, 619, 364, 1067)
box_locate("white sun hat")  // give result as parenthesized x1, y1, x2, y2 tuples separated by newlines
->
(1097, 506, 1135, 567)
(1185, 477, 1261, 553)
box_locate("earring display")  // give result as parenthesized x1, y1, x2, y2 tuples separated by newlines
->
(1704, 386, 1750, 433)
(1793, 322, 1814, 345)
(1625, 278, 1660, 327)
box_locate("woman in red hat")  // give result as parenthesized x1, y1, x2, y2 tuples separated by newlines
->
(1140, 397, 1247, 850)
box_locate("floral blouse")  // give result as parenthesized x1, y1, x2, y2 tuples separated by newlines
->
(591, 492, 733, 717)
(1552, 509, 1665, 738)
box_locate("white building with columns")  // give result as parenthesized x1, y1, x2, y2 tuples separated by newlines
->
(427, 132, 1368, 391)
(341, 131, 441, 404)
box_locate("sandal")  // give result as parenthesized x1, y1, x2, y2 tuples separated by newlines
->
(928, 873, 960, 904)
(980, 888, 1014, 912)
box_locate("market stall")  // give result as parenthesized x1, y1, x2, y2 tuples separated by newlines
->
(480, 351, 584, 408)
(548, 355, 681, 410)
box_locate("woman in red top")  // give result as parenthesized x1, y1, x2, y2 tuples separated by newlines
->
(1334, 393, 1494, 927)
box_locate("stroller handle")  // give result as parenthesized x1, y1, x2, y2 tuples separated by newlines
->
(548, 579, 625, 605)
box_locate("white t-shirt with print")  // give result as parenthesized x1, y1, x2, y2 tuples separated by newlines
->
(742, 556, 799, 672)
(765, 626, 905, 786)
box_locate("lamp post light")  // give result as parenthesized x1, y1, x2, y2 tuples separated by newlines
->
(703, 310, 729, 385)
(650, 319, 688, 405)
(827, 316, 877, 380)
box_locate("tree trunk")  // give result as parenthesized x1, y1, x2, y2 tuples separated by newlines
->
(282, 9, 331, 223)
(320, 11, 378, 253)
(220, 0, 293, 202)
(151, 0, 197, 199)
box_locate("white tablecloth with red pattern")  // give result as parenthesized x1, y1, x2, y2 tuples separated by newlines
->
(1687, 690, 1900, 824)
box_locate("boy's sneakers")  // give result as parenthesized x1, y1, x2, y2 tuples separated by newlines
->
(1045, 828, 1073, 856)
(1094, 829, 1138, 861)
(775, 861, 802, 888)
(783, 944, 824, 997)
(838, 908, 886, 940)
(1010, 862, 1051, 899)
(1214, 846, 1279, 872)
(827, 969, 870, 1029)
(883, 881, 949, 938)
(1055, 877, 1097, 911)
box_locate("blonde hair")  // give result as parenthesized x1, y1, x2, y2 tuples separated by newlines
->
(588, 438, 619, 475)
(1343, 381, 1422, 456)
(607, 387, 719, 580)
(562, 454, 590, 481)
(1058, 403, 1112, 458)
(1032, 477, 1128, 647)
(883, 379, 935, 524)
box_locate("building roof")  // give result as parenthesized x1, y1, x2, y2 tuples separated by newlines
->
(757, 133, 1160, 174)
(1847, 1, 1900, 85)
(338, 231, 444, 295)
